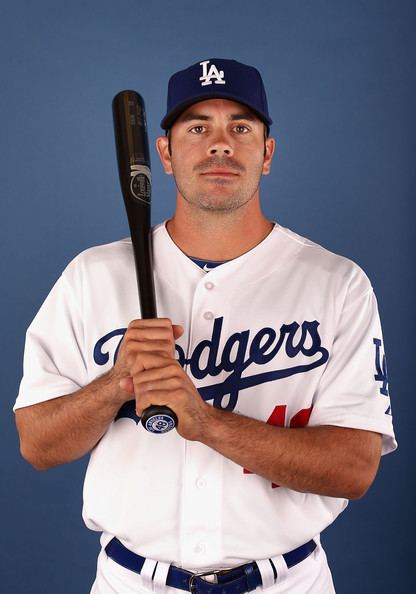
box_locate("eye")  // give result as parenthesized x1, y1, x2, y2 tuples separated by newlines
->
(233, 124, 250, 134)
(190, 125, 206, 134)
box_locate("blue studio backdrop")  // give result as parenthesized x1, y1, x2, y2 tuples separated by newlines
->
(1, 1, 414, 592)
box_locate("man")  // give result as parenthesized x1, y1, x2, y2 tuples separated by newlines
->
(15, 58, 396, 593)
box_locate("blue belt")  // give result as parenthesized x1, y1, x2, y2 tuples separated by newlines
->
(105, 537, 317, 594)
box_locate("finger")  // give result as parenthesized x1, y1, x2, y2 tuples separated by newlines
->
(127, 318, 174, 332)
(124, 327, 178, 357)
(135, 389, 182, 415)
(135, 377, 184, 399)
(124, 321, 182, 354)
(131, 362, 182, 385)
(129, 352, 178, 374)
(125, 343, 174, 370)
(125, 339, 175, 353)
(173, 324, 184, 340)
(125, 328, 176, 345)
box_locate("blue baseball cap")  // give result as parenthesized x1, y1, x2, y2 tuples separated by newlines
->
(160, 58, 273, 130)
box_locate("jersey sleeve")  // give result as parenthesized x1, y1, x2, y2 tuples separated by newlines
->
(310, 271, 396, 456)
(14, 263, 87, 411)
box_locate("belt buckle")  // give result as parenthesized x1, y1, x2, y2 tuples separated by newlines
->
(189, 568, 233, 594)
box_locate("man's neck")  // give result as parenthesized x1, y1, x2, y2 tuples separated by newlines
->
(166, 198, 274, 261)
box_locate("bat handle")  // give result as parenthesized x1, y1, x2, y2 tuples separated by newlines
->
(141, 405, 178, 434)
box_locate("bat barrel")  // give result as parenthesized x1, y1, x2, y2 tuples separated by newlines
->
(112, 91, 156, 318)
(112, 90, 150, 176)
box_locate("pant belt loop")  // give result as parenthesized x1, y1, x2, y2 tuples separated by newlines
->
(141, 558, 158, 590)
(255, 559, 275, 590)
(153, 561, 171, 594)
(269, 555, 288, 584)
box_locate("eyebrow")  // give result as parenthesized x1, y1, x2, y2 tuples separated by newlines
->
(179, 111, 257, 123)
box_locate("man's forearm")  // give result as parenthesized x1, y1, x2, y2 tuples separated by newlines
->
(15, 371, 125, 470)
(201, 407, 382, 500)
(131, 358, 383, 500)
(16, 319, 182, 471)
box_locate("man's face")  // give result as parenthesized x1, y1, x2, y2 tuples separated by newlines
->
(157, 98, 275, 213)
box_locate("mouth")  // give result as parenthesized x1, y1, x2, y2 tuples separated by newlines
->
(200, 169, 239, 177)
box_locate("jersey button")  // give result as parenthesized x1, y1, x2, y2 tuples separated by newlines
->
(203, 311, 214, 320)
(196, 478, 207, 489)
(204, 281, 214, 290)
(195, 542, 206, 554)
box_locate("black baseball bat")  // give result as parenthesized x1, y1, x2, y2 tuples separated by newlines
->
(112, 90, 177, 434)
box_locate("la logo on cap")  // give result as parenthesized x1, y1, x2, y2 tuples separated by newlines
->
(199, 60, 226, 86)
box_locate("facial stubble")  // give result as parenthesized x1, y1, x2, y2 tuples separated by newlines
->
(172, 155, 266, 214)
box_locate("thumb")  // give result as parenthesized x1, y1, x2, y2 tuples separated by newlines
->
(119, 376, 135, 395)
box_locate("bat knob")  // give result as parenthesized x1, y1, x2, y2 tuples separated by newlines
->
(141, 405, 178, 434)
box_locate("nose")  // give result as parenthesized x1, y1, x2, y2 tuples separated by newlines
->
(208, 130, 233, 156)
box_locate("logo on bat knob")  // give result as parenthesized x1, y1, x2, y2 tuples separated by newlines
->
(144, 414, 176, 434)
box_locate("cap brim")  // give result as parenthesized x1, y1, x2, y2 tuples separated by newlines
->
(160, 93, 273, 130)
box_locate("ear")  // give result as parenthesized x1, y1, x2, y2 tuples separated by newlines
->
(262, 136, 276, 176)
(156, 136, 173, 175)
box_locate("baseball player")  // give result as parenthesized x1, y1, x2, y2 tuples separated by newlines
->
(15, 59, 396, 594)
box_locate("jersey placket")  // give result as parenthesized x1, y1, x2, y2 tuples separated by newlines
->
(179, 271, 228, 568)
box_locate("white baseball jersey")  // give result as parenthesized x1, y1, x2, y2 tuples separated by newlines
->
(15, 221, 396, 570)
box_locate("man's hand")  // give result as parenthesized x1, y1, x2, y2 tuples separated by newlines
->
(114, 318, 212, 439)
(132, 360, 213, 440)
(111, 318, 183, 398)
